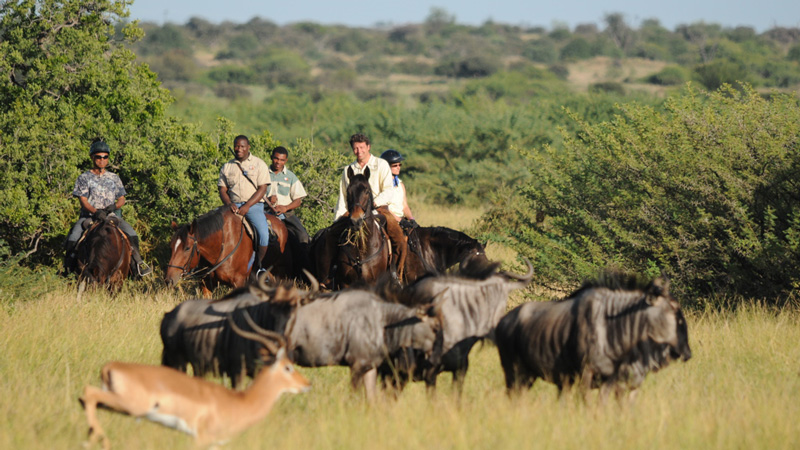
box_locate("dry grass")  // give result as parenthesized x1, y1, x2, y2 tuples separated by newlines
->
(1, 288, 799, 449)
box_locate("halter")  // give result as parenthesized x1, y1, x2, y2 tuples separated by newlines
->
(338, 215, 387, 272)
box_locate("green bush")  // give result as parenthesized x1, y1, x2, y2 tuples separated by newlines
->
(478, 84, 800, 300)
(647, 65, 690, 85)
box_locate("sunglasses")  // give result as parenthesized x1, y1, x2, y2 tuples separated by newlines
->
(390, 163, 402, 168)
(93, 155, 109, 160)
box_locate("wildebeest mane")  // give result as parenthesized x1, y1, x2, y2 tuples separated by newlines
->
(568, 270, 658, 300)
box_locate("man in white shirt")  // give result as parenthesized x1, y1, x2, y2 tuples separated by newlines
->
(322, 133, 408, 283)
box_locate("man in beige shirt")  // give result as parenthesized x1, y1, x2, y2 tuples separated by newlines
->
(218, 135, 271, 272)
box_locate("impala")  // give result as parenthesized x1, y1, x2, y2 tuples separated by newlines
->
(79, 314, 310, 449)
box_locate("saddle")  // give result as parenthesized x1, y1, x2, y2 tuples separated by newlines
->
(76, 214, 121, 247)
(236, 213, 288, 253)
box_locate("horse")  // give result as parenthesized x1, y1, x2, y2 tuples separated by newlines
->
(312, 167, 390, 290)
(75, 215, 132, 292)
(402, 226, 490, 283)
(165, 206, 290, 297)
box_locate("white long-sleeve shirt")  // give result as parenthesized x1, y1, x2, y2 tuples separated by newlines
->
(333, 154, 393, 220)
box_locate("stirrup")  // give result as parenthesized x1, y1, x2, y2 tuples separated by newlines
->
(255, 267, 268, 277)
(137, 262, 152, 277)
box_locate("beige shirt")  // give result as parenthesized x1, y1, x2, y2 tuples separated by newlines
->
(333, 154, 393, 220)
(218, 154, 270, 203)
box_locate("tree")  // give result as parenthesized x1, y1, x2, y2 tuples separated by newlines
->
(0, 0, 219, 262)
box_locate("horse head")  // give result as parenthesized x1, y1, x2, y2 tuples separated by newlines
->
(165, 220, 200, 287)
(346, 166, 373, 226)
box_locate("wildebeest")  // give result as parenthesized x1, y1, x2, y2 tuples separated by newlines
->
(494, 273, 691, 401)
(378, 258, 533, 394)
(402, 226, 489, 284)
(160, 273, 315, 388)
(280, 286, 445, 401)
(161, 271, 444, 401)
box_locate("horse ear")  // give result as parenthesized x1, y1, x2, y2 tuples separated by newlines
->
(171, 220, 178, 231)
(364, 167, 370, 180)
(347, 167, 355, 180)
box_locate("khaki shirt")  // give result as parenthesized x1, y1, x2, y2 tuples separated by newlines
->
(334, 154, 393, 220)
(268, 166, 307, 206)
(218, 154, 270, 203)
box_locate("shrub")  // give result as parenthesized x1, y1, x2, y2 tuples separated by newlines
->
(478, 84, 800, 300)
(647, 65, 690, 85)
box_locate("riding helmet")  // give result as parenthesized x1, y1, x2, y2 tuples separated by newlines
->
(89, 141, 110, 156)
(380, 149, 405, 164)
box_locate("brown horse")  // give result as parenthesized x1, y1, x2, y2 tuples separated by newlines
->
(311, 167, 390, 290)
(165, 206, 289, 297)
(402, 226, 490, 283)
(75, 216, 132, 292)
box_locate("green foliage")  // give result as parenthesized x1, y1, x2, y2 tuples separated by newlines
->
(0, 0, 218, 263)
(434, 54, 500, 78)
(693, 60, 750, 91)
(479, 84, 800, 299)
(646, 65, 690, 85)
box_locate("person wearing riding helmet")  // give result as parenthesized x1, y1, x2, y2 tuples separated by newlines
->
(380, 149, 415, 225)
(64, 140, 152, 276)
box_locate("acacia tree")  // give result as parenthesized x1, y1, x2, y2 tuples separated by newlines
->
(0, 0, 221, 262)
(479, 84, 800, 300)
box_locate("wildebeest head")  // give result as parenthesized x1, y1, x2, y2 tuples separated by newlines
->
(643, 277, 692, 362)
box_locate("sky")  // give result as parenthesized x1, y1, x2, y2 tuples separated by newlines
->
(126, 0, 800, 32)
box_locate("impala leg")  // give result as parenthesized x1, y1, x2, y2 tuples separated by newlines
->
(80, 386, 112, 450)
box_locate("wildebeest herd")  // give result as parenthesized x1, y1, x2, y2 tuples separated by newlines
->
(81, 249, 692, 448)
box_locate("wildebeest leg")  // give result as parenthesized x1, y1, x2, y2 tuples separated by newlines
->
(363, 368, 377, 402)
(350, 365, 378, 402)
(452, 361, 468, 396)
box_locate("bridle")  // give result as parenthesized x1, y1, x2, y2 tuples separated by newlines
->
(167, 220, 246, 281)
(338, 214, 387, 272)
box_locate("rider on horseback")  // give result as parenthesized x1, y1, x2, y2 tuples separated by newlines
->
(64, 141, 152, 276)
(218, 135, 271, 275)
(329, 133, 408, 281)
(380, 149, 416, 227)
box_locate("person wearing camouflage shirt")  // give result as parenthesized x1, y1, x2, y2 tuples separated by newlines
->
(64, 141, 151, 276)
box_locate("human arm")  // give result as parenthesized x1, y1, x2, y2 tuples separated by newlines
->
(401, 184, 414, 220)
(230, 184, 268, 216)
(371, 160, 394, 208)
(273, 198, 302, 215)
(333, 169, 349, 220)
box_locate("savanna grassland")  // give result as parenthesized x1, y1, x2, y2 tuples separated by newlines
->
(2, 207, 799, 450)
(1, 272, 799, 450)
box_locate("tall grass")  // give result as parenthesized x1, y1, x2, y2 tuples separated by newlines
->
(1, 285, 799, 449)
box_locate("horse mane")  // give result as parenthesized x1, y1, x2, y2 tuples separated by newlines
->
(82, 220, 127, 282)
(193, 207, 226, 241)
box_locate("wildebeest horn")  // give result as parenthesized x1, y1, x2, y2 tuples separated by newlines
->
(227, 311, 284, 354)
(502, 257, 534, 282)
(257, 267, 276, 293)
(301, 269, 319, 295)
(241, 309, 287, 347)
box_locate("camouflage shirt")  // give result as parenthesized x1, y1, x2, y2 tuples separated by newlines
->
(72, 170, 126, 213)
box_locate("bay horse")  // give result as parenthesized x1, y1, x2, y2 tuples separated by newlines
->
(75, 215, 132, 292)
(327, 167, 390, 289)
(402, 226, 489, 283)
(165, 206, 290, 297)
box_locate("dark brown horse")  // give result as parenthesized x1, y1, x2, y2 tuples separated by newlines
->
(75, 216, 132, 292)
(402, 226, 489, 283)
(315, 167, 390, 290)
(165, 206, 289, 297)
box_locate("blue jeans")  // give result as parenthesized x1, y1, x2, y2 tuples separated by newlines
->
(238, 202, 270, 247)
